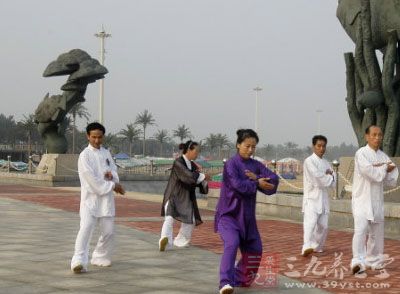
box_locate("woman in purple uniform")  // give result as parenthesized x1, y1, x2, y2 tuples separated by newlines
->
(215, 129, 279, 294)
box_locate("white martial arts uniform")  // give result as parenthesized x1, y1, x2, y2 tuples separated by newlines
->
(160, 155, 205, 249)
(351, 145, 398, 269)
(71, 144, 119, 270)
(302, 153, 335, 253)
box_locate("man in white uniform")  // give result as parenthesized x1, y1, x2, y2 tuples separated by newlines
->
(302, 135, 335, 257)
(351, 125, 398, 274)
(71, 122, 125, 273)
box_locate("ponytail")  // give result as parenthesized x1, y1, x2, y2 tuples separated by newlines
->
(179, 140, 198, 154)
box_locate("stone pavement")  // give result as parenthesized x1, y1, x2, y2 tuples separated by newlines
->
(0, 184, 327, 294)
(1, 185, 400, 293)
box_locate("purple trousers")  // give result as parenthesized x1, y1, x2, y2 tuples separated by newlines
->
(217, 217, 262, 289)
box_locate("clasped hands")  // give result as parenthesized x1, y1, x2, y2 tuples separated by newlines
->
(104, 171, 125, 195)
(373, 162, 396, 173)
(244, 170, 275, 190)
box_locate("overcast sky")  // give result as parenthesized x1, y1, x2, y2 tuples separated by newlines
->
(0, 0, 357, 147)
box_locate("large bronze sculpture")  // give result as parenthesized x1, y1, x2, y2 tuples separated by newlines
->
(337, 0, 400, 156)
(34, 49, 107, 153)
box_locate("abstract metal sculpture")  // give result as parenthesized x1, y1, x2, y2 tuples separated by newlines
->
(337, 0, 400, 156)
(34, 49, 107, 153)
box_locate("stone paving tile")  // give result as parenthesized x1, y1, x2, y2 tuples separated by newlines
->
(121, 220, 400, 293)
(0, 188, 324, 294)
(6, 184, 400, 293)
(2, 192, 214, 218)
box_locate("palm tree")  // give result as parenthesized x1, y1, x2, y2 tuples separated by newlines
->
(205, 133, 218, 157)
(19, 114, 37, 156)
(283, 141, 300, 158)
(0, 114, 18, 144)
(135, 110, 156, 156)
(205, 133, 230, 159)
(68, 103, 90, 154)
(153, 129, 169, 156)
(119, 123, 142, 157)
(173, 124, 192, 143)
(103, 133, 120, 154)
(215, 133, 230, 159)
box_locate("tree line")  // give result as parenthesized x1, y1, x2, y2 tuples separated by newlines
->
(0, 108, 357, 161)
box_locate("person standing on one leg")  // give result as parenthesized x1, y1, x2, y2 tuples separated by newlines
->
(159, 140, 210, 251)
(302, 135, 335, 257)
(71, 122, 125, 273)
(215, 129, 279, 294)
(351, 125, 398, 274)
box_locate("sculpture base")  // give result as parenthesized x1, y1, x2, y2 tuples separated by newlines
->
(36, 154, 79, 177)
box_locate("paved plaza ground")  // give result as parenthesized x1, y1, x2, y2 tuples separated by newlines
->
(0, 184, 399, 293)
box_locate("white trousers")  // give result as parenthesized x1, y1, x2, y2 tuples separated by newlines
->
(302, 208, 328, 253)
(160, 201, 194, 248)
(71, 206, 115, 269)
(351, 216, 384, 268)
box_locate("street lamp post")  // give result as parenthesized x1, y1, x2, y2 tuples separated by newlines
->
(271, 159, 277, 173)
(253, 86, 263, 133)
(7, 155, 11, 173)
(316, 109, 323, 134)
(332, 159, 340, 199)
(95, 27, 111, 125)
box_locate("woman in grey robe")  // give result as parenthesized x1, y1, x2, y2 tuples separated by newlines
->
(159, 140, 210, 251)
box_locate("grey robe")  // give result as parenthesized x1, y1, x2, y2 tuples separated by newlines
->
(161, 156, 207, 225)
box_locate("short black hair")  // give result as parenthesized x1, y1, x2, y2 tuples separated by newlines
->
(236, 129, 259, 144)
(312, 135, 327, 146)
(86, 122, 106, 135)
(365, 125, 381, 134)
(179, 140, 198, 154)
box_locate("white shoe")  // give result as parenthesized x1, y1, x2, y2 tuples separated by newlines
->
(71, 263, 87, 274)
(159, 236, 169, 252)
(173, 238, 190, 248)
(302, 248, 314, 257)
(91, 260, 111, 267)
(365, 261, 384, 270)
(372, 264, 384, 270)
(351, 263, 366, 275)
(220, 284, 234, 294)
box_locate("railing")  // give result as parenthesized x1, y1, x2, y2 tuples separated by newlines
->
(10, 157, 400, 199)
(117, 164, 224, 176)
(118, 164, 172, 176)
(0, 144, 44, 152)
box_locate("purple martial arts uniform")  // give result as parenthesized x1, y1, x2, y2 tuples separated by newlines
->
(215, 153, 279, 289)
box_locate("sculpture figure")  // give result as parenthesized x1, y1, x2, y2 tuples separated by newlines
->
(34, 49, 107, 153)
(337, 0, 400, 156)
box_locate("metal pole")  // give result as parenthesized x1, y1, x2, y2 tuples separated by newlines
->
(332, 160, 340, 200)
(95, 27, 111, 124)
(271, 159, 277, 173)
(255, 90, 258, 132)
(99, 37, 104, 124)
(7, 155, 11, 173)
(316, 109, 323, 134)
(253, 86, 262, 133)
(28, 155, 33, 174)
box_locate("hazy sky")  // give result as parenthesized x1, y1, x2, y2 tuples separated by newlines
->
(0, 0, 357, 147)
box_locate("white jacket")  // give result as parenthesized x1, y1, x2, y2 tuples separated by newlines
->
(78, 144, 119, 217)
(303, 153, 336, 214)
(352, 145, 398, 222)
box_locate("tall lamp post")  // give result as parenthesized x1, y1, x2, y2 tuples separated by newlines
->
(95, 26, 111, 124)
(316, 109, 323, 134)
(253, 86, 263, 133)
